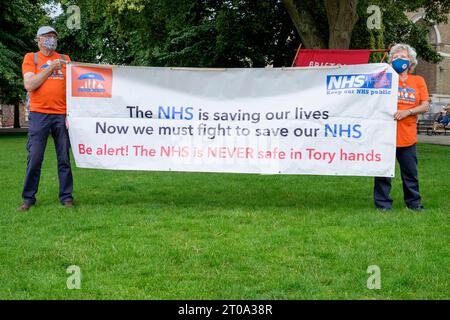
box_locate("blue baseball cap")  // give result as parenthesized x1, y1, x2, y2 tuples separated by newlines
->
(36, 26, 58, 37)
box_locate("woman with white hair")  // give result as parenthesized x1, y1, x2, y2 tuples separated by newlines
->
(374, 43, 430, 212)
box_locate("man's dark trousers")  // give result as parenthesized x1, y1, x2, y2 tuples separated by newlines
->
(374, 144, 421, 209)
(22, 111, 73, 205)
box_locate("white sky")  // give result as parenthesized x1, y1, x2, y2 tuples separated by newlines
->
(41, 2, 63, 18)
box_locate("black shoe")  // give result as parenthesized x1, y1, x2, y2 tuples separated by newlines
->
(376, 206, 392, 212)
(62, 200, 75, 208)
(17, 203, 33, 211)
(407, 205, 425, 212)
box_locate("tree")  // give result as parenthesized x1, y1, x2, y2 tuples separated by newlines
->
(283, 0, 450, 62)
(0, 0, 49, 105)
(54, 0, 450, 69)
(283, 0, 356, 49)
(53, 0, 299, 67)
(3, 0, 449, 109)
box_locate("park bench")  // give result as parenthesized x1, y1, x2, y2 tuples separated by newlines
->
(417, 119, 434, 135)
(417, 119, 450, 136)
(432, 126, 450, 136)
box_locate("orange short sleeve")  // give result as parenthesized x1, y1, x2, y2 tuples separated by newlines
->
(22, 53, 36, 75)
(416, 75, 430, 103)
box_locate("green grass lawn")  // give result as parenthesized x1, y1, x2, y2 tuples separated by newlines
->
(0, 135, 449, 299)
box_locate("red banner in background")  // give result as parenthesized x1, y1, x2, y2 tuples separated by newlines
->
(294, 49, 371, 67)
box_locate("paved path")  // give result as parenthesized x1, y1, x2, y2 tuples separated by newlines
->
(0, 128, 28, 134)
(417, 134, 450, 146)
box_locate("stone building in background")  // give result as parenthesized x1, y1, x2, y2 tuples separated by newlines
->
(0, 104, 28, 128)
(410, 11, 450, 112)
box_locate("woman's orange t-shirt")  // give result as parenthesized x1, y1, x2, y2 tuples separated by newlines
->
(396, 74, 429, 147)
(22, 51, 71, 114)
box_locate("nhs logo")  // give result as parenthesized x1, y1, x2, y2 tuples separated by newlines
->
(326, 71, 392, 91)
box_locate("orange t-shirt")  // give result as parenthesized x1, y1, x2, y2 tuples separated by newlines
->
(22, 51, 71, 114)
(396, 74, 429, 147)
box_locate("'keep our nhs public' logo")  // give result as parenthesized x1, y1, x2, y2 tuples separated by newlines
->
(72, 66, 112, 98)
(326, 70, 392, 95)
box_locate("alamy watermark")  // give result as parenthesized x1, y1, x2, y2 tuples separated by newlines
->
(367, 5, 382, 30)
(66, 5, 81, 30)
(66, 265, 81, 290)
(367, 265, 381, 290)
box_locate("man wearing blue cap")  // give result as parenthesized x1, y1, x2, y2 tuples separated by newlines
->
(18, 26, 74, 211)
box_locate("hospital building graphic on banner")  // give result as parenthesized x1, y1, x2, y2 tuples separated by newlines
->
(71, 66, 113, 98)
(78, 73, 106, 93)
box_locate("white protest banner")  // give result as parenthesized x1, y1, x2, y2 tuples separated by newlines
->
(67, 63, 398, 177)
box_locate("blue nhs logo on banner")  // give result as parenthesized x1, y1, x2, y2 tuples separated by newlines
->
(326, 72, 392, 91)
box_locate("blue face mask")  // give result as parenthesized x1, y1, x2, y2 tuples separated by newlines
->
(43, 38, 57, 51)
(392, 58, 410, 74)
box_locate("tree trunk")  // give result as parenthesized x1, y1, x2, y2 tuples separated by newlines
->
(325, 0, 359, 49)
(283, 0, 327, 49)
(13, 104, 20, 128)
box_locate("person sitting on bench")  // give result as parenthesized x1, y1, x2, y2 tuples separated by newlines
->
(433, 110, 450, 133)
